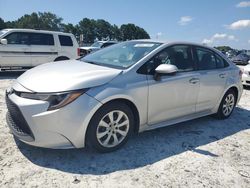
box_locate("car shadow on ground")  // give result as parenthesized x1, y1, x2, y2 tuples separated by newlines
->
(15, 106, 250, 175)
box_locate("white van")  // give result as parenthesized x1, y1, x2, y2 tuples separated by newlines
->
(0, 29, 80, 70)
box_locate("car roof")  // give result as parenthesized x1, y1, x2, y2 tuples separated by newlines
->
(133, 39, 207, 46)
(2, 28, 73, 35)
(131, 39, 221, 53)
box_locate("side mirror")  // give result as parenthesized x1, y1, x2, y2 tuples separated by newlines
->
(0, 39, 7, 45)
(154, 64, 178, 81)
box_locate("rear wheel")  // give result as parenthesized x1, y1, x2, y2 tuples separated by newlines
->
(87, 102, 134, 152)
(216, 89, 236, 119)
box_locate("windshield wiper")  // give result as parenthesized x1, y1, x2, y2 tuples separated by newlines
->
(83, 60, 100, 66)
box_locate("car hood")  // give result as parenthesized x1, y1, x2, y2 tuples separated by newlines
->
(16, 60, 122, 93)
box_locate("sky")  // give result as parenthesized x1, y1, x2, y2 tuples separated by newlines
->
(0, 0, 250, 49)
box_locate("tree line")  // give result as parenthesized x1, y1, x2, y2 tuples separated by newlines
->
(0, 12, 150, 44)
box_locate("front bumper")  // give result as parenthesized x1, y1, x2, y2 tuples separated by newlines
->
(242, 73, 250, 86)
(6, 91, 101, 149)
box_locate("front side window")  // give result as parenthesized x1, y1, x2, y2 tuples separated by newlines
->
(59, 35, 73, 46)
(81, 41, 162, 69)
(195, 47, 217, 70)
(143, 45, 194, 74)
(4, 32, 29, 45)
(30, 33, 54, 46)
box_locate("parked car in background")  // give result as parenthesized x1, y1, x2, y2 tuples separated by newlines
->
(242, 63, 250, 86)
(79, 41, 117, 56)
(230, 53, 250, 65)
(225, 50, 237, 59)
(0, 29, 80, 71)
(6, 40, 243, 152)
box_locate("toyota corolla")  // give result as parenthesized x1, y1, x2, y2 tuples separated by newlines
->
(6, 40, 243, 152)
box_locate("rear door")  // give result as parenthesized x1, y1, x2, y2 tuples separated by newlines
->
(0, 32, 31, 67)
(193, 46, 229, 112)
(58, 35, 74, 58)
(29, 33, 57, 66)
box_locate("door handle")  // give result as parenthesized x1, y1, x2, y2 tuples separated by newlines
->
(219, 73, 226, 78)
(189, 78, 200, 84)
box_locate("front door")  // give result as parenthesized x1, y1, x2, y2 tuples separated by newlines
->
(145, 45, 199, 125)
(0, 32, 31, 67)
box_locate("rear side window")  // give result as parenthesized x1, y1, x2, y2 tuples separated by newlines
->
(30, 33, 54, 46)
(59, 35, 73, 46)
(215, 54, 229, 68)
(195, 47, 217, 70)
(4, 32, 29, 45)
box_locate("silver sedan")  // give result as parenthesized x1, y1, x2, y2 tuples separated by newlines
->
(6, 40, 243, 152)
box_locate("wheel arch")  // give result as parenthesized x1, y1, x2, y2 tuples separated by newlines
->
(85, 97, 140, 140)
(213, 84, 242, 114)
(104, 98, 140, 134)
(223, 85, 241, 103)
(54, 56, 69, 61)
(227, 86, 238, 101)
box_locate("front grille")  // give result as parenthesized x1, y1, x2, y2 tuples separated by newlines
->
(6, 112, 28, 136)
(5, 93, 33, 138)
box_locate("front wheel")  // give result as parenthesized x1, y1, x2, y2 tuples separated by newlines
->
(216, 89, 237, 119)
(87, 102, 134, 152)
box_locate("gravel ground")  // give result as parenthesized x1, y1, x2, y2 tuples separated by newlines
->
(0, 72, 250, 188)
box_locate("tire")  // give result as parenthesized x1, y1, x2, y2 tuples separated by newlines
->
(216, 89, 237, 119)
(87, 102, 134, 153)
(54, 56, 69, 61)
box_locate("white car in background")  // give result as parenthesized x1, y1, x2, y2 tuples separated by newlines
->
(79, 41, 117, 56)
(0, 29, 80, 71)
(242, 62, 250, 86)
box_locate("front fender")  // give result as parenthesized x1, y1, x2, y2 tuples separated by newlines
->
(87, 83, 148, 129)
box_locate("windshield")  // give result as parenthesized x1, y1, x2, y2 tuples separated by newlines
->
(91, 41, 103, 48)
(0, 29, 8, 37)
(81, 41, 162, 69)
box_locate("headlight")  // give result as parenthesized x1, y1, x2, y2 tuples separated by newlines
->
(17, 89, 88, 111)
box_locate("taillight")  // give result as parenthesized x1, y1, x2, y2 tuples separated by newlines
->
(239, 70, 243, 79)
(77, 48, 81, 56)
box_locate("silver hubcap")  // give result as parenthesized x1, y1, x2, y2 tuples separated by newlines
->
(96, 110, 129, 148)
(222, 94, 235, 116)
